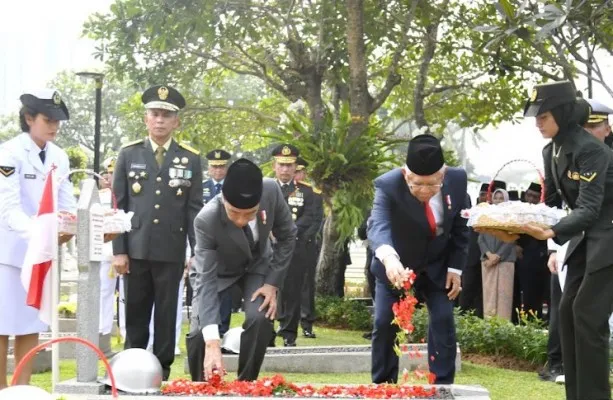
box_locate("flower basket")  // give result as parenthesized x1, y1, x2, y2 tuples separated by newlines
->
(462, 159, 565, 234)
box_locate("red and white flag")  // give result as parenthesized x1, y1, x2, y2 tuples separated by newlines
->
(21, 168, 58, 325)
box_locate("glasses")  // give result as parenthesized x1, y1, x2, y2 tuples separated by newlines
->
(408, 183, 443, 191)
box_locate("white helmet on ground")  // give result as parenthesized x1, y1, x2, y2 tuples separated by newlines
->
(221, 327, 244, 354)
(0, 385, 53, 399)
(99, 348, 163, 394)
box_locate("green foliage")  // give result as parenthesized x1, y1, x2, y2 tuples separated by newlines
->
(315, 296, 373, 332)
(268, 104, 403, 242)
(65, 146, 89, 189)
(407, 307, 548, 365)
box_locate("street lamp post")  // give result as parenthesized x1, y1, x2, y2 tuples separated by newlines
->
(76, 72, 105, 175)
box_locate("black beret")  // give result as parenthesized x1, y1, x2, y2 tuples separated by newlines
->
(20, 89, 69, 121)
(142, 84, 186, 111)
(527, 182, 542, 193)
(405, 134, 444, 176)
(222, 158, 263, 209)
(490, 180, 507, 190)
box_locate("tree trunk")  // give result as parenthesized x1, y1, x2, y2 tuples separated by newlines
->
(315, 213, 344, 297)
(345, 0, 372, 140)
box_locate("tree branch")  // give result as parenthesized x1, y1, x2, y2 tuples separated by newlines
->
(185, 105, 280, 123)
(369, 0, 420, 113)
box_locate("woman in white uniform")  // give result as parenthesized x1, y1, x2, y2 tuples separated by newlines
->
(0, 89, 76, 387)
(99, 158, 117, 342)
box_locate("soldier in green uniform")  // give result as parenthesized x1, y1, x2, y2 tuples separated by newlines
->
(295, 157, 324, 338)
(112, 84, 204, 379)
(272, 145, 322, 346)
(516, 81, 613, 400)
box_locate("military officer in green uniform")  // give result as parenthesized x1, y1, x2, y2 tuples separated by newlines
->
(295, 157, 324, 338)
(112, 84, 203, 379)
(272, 145, 322, 346)
(507, 81, 613, 400)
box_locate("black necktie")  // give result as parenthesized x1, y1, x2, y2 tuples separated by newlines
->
(39, 150, 46, 164)
(281, 183, 291, 198)
(243, 225, 256, 250)
(215, 183, 222, 195)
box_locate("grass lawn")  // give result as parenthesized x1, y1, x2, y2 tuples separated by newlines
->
(20, 313, 568, 399)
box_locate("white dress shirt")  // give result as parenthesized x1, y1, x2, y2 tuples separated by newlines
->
(201, 218, 258, 341)
(374, 191, 462, 276)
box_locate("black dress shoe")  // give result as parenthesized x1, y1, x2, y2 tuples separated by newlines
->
(283, 338, 296, 347)
(268, 331, 277, 347)
(302, 329, 317, 339)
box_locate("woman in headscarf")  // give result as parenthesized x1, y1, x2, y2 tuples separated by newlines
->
(478, 189, 517, 320)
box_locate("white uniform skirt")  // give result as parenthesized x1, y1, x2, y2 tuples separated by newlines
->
(0, 263, 48, 336)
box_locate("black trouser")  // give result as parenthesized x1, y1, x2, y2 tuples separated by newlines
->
(458, 261, 483, 318)
(278, 240, 308, 342)
(187, 273, 273, 381)
(559, 243, 613, 400)
(547, 273, 562, 369)
(300, 240, 319, 332)
(124, 259, 184, 380)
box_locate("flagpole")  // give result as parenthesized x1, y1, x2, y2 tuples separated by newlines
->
(51, 169, 60, 390)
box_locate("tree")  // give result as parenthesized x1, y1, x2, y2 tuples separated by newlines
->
(476, 0, 613, 97)
(85, 0, 544, 295)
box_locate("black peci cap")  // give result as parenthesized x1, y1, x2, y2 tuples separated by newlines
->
(405, 134, 445, 176)
(222, 158, 263, 209)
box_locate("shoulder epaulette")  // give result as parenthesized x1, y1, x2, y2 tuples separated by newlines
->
(179, 142, 200, 155)
(297, 180, 312, 188)
(313, 187, 322, 195)
(297, 180, 323, 194)
(121, 139, 144, 149)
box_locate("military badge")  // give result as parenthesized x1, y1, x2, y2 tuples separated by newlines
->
(158, 86, 169, 100)
(282, 146, 291, 156)
(129, 171, 136, 178)
(579, 172, 597, 182)
(173, 157, 180, 164)
(0, 166, 15, 177)
(177, 188, 183, 196)
(181, 157, 188, 165)
(52, 92, 62, 105)
(260, 210, 267, 225)
(530, 88, 537, 102)
(132, 182, 142, 194)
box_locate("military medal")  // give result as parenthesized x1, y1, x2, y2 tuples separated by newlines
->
(169, 179, 180, 187)
(140, 171, 147, 178)
(132, 182, 142, 194)
(169, 168, 177, 178)
(177, 188, 183, 196)
(181, 157, 188, 165)
(173, 157, 180, 164)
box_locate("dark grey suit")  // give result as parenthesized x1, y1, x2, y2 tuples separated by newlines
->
(188, 178, 297, 380)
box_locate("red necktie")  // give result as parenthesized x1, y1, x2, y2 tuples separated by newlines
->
(424, 201, 437, 237)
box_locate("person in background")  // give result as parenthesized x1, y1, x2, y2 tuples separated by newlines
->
(459, 188, 482, 318)
(478, 189, 517, 320)
(0, 89, 76, 387)
(296, 157, 324, 339)
(99, 157, 118, 357)
(583, 98, 612, 147)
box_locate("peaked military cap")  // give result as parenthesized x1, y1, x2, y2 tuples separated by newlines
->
(141, 84, 186, 112)
(490, 180, 507, 190)
(222, 158, 263, 209)
(206, 149, 231, 166)
(585, 98, 613, 124)
(507, 190, 519, 201)
(20, 89, 69, 121)
(296, 157, 308, 171)
(527, 182, 542, 193)
(271, 144, 299, 163)
(523, 80, 577, 117)
(103, 156, 117, 173)
(405, 134, 444, 176)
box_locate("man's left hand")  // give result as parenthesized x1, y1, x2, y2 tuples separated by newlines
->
(446, 271, 462, 301)
(251, 284, 277, 319)
(521, 224, 555, 241)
